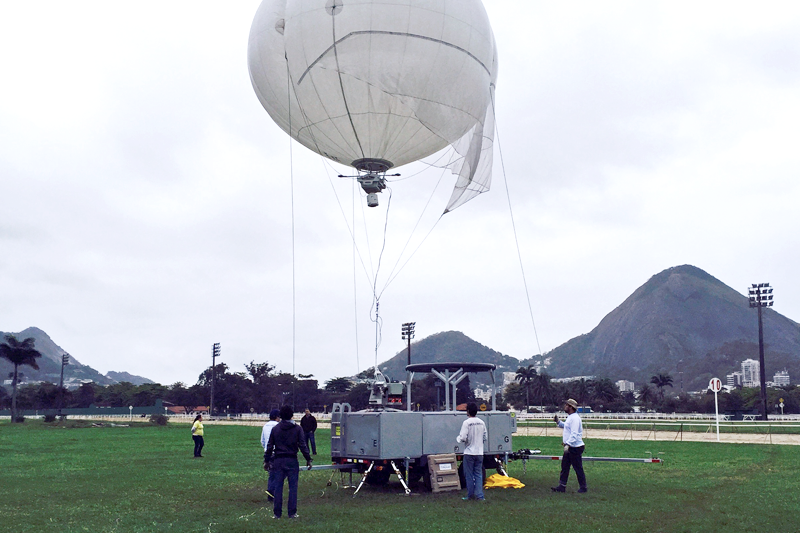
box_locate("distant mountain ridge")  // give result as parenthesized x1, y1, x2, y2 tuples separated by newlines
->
(377, 266, 800, 391)
(522, 265, 800, 390)
(377, 331, 520, 385)
(5, 266, 799, 392)
(0, 327, 153, 386)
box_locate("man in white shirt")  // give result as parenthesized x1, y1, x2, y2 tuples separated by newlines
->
(552, 398, 587, 493)
(261, 409, 280, 501)
(456, 402, 488, 501)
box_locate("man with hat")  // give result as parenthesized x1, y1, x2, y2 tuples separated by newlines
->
(551, 398, 587, 493)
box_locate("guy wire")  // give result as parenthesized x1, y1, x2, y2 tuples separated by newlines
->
(492, 93, 542, 356)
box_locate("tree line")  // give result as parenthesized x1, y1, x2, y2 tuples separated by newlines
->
(3, 335, 798, 419)
(507, 365, 800, 415)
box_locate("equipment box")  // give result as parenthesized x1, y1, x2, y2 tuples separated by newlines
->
(428, 453, 460, 493)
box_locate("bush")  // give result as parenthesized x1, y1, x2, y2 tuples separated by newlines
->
(149, 414, 168, 426)
(44, 414, 57, 423)
(13, 416, 25, 423)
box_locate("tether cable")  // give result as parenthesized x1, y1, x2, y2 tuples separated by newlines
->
(492, 92, 542, 356)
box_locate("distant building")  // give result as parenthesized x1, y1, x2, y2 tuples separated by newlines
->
(774, 370, 790, 387)
(502, 372, 517, 389)
(474, 388, 492, 402)
(551, 376, 595, 384)
(741, 359, 760, 388)
(616, 380, 635, 392)
(727, 371, 744, 388)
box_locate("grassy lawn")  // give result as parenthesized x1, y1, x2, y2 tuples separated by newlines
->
(1, 419, 798, 532)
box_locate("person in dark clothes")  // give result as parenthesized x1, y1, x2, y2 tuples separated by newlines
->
(300, 409, 318, 455)
(264, 406, 313, 519)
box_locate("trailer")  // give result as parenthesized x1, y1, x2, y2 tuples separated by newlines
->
(314, 362, 662, 496)
(327, 362, 515, 494)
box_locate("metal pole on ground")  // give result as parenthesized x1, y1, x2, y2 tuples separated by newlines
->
(709, 378, 722, 442)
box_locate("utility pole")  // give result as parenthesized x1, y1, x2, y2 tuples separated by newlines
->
(58, 353, 69, 417)
(211, 343, 221, 418)
(401, 322, 416, 367)
(748, 283, 773, 421)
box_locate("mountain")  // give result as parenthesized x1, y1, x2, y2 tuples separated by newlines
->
(528, 265, 800, 391)
(105, 371, 154, 386)
(376, 265, 800, 392)
(377, 331, 520, 385)
(0, 327, 153, 387)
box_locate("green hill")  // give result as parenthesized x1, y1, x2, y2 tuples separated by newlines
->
(526, 265, 800, 390)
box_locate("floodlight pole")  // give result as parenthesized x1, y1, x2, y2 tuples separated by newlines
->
(401, 322, 416, 367)
(748, 283, 773, 421)
(57, 353, 69, 417)
(211, 343, 221, 418)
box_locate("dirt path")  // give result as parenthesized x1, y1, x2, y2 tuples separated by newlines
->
(514, 425, 800, 445)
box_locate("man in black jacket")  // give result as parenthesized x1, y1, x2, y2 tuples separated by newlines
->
(264, 405, 313, 519)
(300, 409, 318, 455)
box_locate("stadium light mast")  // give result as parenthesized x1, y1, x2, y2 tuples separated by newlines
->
(211, 343, 221, 417)
(748, 283, 773, 421)
(58, 353, 69, 417)
(401, 322, 416, 367)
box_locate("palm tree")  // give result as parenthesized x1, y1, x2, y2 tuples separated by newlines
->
(515, 365, 537, 409)
(589, 378, 620, 405)
(570, 378, 590, 405)
(0, 335, 43, 422)
(637, 384, 657, 410)
(530, 372, 552, 410)
(650, 373, 674, 401)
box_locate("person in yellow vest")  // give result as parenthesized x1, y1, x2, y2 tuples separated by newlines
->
(191, 414, 204, 457)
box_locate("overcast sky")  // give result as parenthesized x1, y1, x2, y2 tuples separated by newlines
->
(2, 1, 799, 387)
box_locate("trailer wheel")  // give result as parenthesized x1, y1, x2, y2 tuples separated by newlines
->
(365, 467, 392, 486)
(407, 469, 431, 491)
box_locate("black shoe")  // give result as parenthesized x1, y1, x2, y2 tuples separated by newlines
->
(578, 487, 588, 493)
(551, 486, 565, 493)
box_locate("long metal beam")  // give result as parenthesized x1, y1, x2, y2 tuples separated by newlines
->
(302, 463, 362, 471)
(519, 455, 662, 463)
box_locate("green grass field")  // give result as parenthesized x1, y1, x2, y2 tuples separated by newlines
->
(1, 419, 798, 532)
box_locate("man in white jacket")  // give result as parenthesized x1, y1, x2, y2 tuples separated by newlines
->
(456, 402, 487, 501)
(552, 398, 587, 493)
(261, 409, 280, 502)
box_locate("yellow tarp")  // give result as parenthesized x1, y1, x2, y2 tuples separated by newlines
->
(483, 473, 525, 489)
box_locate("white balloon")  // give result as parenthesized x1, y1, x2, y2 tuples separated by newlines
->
(248, 0, 498, 211)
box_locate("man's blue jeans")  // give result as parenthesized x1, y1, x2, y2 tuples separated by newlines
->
(305, 431, 317, 454)
(463, 454, 484, 500)
(272, 457, 299, 517)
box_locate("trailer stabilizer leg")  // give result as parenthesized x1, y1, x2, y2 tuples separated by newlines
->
(390, 461, 412, 495)
(494, 457, 509, 477)
(353, 462, 375, 497)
